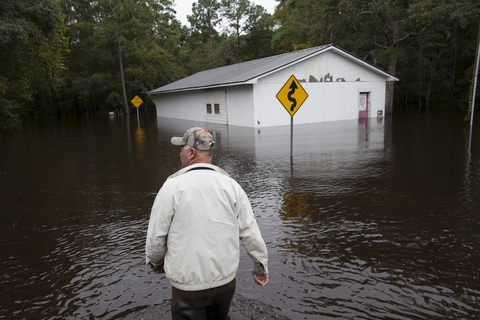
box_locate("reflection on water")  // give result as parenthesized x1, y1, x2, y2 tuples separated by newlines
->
(0, 113, 479, 319)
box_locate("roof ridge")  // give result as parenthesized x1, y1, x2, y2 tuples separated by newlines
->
(196, 44, 333, 74)
(148, 43, 400, 95)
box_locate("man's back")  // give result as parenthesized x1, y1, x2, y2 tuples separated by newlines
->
(145, 127, 268, 319)
(160, 165, 244, 290)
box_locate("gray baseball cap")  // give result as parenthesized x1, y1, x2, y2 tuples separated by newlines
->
(171, 127, 215, 151)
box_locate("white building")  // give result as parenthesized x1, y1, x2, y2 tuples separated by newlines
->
(149, 44, 398, 128)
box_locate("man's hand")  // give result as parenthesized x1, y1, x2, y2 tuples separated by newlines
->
(252, 272, 269, 286)
(152, 265, 165, 274)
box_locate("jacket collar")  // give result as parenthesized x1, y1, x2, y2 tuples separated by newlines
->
(167, 163, 229, 180)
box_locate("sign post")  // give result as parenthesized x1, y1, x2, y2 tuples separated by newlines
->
(131, 95, 143, 127)
(276, 75, 309, 158)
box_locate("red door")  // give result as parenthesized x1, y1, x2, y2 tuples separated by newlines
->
(358, 92, 369, 119)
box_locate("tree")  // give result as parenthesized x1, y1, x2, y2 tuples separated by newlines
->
(108, 0, 130, 114)
(401, 0, 480, 113)
(242, 4, 275, 59)
(188, 0, 222, 49)
(272, 0, 317, 52)
(271, 0, 480, 114)
(0, 0, 67, 127)
(180, 0, 275, 72)
(364, 0, 413, 114)
(221, 0, 252, 55)
(59, 0, 181, 115)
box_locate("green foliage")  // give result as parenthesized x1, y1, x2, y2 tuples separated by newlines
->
(242, 5, 275, 59)
(1, 0, 277, 123)
(0, 89, 22, 128)
(2, 0, 478, 123)
(188, 0, 222, 47)
(180, 0, 276, 70)
(0, 0, 67, 127)
(272, 0, 480, 113)
(221, 0, 252, 39)
(59, 0, 181, 114)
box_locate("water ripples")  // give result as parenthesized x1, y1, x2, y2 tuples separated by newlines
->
(1, 115, 479, 319)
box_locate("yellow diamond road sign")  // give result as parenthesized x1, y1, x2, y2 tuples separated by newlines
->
(131, 95, 143, 108)
(276, 75, 309, 117)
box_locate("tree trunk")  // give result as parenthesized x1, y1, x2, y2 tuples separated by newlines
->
(118, 47, 129, 115)
(116, 25, 129, 115)
(425, 58, 440, 114)
(450, 25, 457, 108)
(209, 23, 212, 50)
(426, 77, 433, 114)
(110, 1, 129, 115)
(385, 55, 398, 114)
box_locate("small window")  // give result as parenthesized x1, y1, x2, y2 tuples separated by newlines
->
(214, 103, 220, 114)
(206, 104, 212, 114)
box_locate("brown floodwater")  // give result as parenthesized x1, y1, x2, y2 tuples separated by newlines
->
(0, 112, 479, 319)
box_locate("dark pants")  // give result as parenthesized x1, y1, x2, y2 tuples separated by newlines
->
(171, 278, 236, 320)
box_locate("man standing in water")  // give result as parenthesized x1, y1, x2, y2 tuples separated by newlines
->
(145, 127, 269, 319)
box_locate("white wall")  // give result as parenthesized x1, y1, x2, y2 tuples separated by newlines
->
(225, 85, 254, 127)
(155, 50, 389, 128)
(253, 51, 387, 127)
(155, 90, 204, 121)
(204, 89, 227, 125)
(156, 89, 228, 124)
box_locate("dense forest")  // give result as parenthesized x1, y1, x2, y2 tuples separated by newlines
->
(1, 0, 479, 128)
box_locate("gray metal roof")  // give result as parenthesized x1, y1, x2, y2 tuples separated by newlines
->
(148, 44, 397, 94)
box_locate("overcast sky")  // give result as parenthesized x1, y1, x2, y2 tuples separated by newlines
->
(173, 0, 278, 26)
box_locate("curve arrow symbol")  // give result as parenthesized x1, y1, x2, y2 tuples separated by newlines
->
(288, 80, 298, 111)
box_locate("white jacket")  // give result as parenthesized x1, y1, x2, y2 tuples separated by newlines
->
(145, 163, 268, 291)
